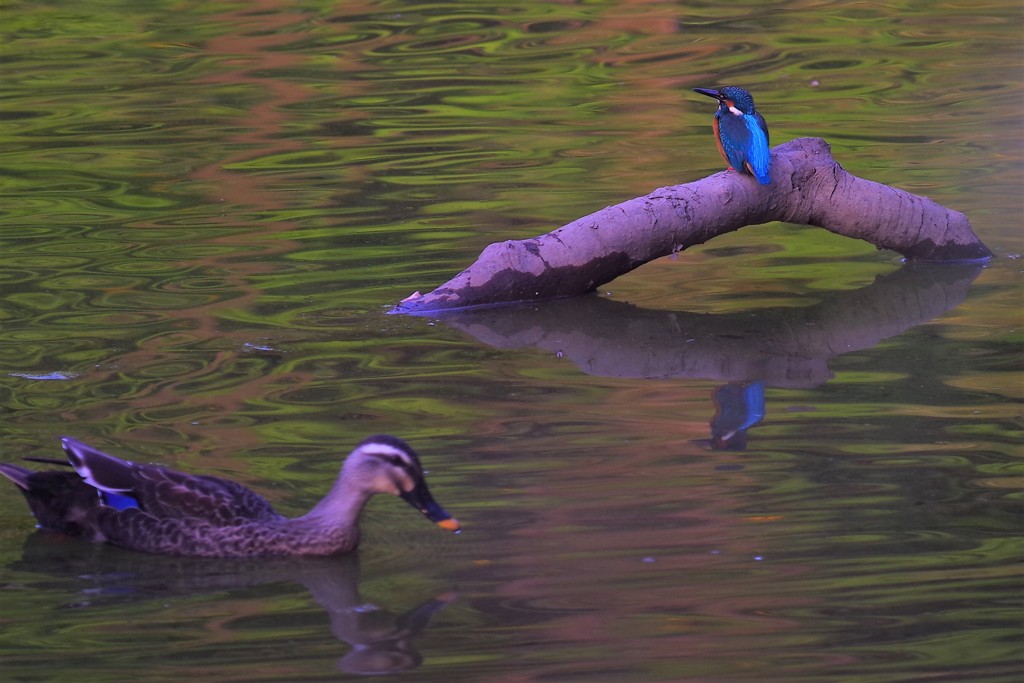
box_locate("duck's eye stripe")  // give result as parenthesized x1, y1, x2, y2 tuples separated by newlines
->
(372, 451, 417, 475)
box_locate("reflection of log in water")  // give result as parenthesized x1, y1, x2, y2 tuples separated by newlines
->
(422, 262, 983, 389)
(11, 533, 455, 675)
(393, 138, 990, 313)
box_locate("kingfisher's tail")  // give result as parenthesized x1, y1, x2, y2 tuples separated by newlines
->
(745, 160, 771, 185)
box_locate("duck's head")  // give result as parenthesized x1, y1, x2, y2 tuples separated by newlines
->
(347, 434, 460, 532)
(692, 86, 758, 116)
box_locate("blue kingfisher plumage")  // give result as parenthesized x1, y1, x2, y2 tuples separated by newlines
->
(692, 86, 771, 185)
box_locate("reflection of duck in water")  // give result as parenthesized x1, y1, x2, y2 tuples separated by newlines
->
(11, 536, 457, 675)
(0, 435, 459, 557)
(317, 576, 459, 675)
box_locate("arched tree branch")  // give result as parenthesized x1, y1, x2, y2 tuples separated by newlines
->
(392, 137, 990, 314)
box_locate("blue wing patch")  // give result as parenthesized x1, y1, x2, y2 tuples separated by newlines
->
(102, 491, 140, 510)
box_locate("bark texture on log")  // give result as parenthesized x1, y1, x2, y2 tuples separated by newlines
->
(392, 137, 990, 314)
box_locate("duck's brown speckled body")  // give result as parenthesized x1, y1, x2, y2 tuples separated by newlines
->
(0, 435, 459, 557)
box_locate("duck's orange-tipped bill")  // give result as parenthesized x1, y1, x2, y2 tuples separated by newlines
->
(436, 517, 461, 533)
(400, 479, 459, 533)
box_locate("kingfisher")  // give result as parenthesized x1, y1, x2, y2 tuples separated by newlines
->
(692, 86, 771, 185)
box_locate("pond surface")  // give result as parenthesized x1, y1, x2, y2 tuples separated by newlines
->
(1, 1, 1021, 681)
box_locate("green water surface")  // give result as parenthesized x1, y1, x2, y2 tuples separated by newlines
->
(1, 1, 1021, 681)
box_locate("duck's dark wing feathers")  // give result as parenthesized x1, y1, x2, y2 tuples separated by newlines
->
(61, 437, 282, 525)
(132, 469, 284, 525)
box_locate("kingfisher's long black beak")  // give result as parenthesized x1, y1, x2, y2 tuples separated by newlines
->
(400, 479, 461, 532)
(692, 87, 723, 101)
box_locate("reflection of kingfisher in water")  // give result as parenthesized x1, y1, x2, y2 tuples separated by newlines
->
(692, 86, 771, 185)
(709, 381, 766, 450)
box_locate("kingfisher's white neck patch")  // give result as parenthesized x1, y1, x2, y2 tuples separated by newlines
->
(728, 106, 744, 116)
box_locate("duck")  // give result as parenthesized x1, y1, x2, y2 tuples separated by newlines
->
(0, 434, 460, 558)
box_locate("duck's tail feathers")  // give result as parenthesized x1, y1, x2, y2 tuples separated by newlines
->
(0, 463, 34, 490)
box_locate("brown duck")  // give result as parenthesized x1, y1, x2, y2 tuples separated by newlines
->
(0, 435, 460, 557)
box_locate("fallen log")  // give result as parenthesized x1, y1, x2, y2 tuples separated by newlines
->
(391, 137, 990, 314)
